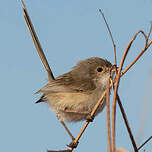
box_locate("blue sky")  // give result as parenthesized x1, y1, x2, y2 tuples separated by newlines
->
(0, 0, 152, 152)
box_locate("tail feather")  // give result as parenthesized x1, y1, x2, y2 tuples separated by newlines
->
(35, 95, 47, 104)
(35, 99, 43, 104)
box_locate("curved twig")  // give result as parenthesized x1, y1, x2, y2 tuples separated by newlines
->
(121, 25, 152, 76)
(68, 29, 152, 151)
(111, 35, 137, 152)
(99, 9, 117, 66)
(111, 30, 147, 152)
(121, 39, 152, 76)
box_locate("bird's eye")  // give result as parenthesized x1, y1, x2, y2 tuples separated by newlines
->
(97, 67, 103, 72)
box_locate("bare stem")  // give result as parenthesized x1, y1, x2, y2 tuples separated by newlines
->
(106, 76, 112, 152)
(147, 23, 152, 41)
(116, 94, 138, 152)
(68, 31, 152, 151)
(138, 136, 152, 150)
(121, 39, 152, 76)
(99, 9, 117, 66)
(111, 30, 148, 152)
(69, 91, 107, 151)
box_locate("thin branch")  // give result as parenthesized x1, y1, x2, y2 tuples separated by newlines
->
(20, 0, 55, 81)
(99, 9, 117, 66)
(69, 30, 152, 150)
(147, 23, 152, 41)
(106, 76, 112, 152)
(68, 91, 107, 151)
(111, 30, 146, 152)
(120, 30, 150, 76)
(111, 28, 152, 152)
(121, 39, 152, 76)
(138, 136, 152, 150)
(116, 94, 138, 152)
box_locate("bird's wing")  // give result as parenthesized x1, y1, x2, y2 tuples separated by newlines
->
(36, 72, 96, 94)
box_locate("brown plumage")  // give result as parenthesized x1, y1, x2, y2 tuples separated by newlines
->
(36, 57, 112, 122)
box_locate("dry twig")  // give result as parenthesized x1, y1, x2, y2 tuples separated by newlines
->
(99, 9, 117, 66)
(138, 136, 152, 150)
(111, 28, 152, 152)
(121, 29, 152, 76)
(106, 76, 112, 152)
(116, 94, 137, 152)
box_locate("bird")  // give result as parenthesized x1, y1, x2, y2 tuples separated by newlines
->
(35, 57, 112, 122)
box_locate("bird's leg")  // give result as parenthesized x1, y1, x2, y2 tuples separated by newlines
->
(58, 120, 79, 149)
(57, 109, 95, 149)
(57, 110, 93, 149)
(57, 113, 74, 140)
(59, 120, 75, 141)
(86, 114, 94, 122)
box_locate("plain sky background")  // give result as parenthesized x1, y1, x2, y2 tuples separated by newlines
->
(0, 0, 152, 152)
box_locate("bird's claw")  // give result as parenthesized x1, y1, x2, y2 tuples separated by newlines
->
(86, 114, 94, 122)
(67, 141, 79, 149)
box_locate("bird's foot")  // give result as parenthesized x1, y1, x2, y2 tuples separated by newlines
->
(67, 141, 79, 149)
(86, 114, 94, 122)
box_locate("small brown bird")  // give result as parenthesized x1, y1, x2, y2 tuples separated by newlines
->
(36, 57, 112, 122)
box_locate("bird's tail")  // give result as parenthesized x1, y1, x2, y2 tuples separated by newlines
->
(35, 94, 47, 104)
